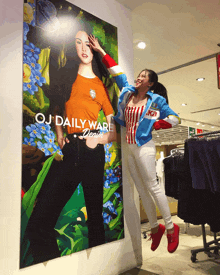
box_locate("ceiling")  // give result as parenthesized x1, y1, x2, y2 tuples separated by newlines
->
(115, 0, 220, 145)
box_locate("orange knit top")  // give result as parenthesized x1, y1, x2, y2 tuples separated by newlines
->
(65, 74, 113, 134)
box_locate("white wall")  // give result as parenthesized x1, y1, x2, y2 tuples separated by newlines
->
(0, 0, 142, 274)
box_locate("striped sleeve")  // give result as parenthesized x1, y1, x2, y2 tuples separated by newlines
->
(102, 54, 130, 91)
(102, 54, 123, 77)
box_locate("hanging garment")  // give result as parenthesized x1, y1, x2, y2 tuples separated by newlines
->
(177, 140, 220, 233)
(187, 138, 220, 193)
(163, 153, 184, 199)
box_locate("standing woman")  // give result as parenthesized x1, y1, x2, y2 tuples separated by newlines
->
(25, 29, 116, 265)
(89, 35, 181, 253)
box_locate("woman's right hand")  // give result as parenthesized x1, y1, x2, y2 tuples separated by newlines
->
(89, 35, 106, 57)
(58, 136, 69, 149)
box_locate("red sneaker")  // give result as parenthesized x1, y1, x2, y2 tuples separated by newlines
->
(149, 224, 166, 251)
(167, 223, 180, 253)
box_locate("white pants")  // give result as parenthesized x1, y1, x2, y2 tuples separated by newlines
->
(124, 140, 173, 230)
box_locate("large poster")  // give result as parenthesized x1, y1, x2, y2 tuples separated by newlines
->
(21, 0, 123, 268)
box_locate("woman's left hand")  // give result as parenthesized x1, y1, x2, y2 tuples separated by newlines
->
(89, 35, 106, 57)
(79, 136, 99, 149)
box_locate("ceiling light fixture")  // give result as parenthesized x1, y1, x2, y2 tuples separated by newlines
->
(196, 78, 205, 81)
(137, 42, 146, 49)
(196, 123, 200, 125)
(182, 103, 187, 106)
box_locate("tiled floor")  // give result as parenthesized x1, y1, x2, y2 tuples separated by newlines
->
(120, 216, 220, 275)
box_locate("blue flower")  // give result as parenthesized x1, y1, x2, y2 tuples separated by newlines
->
(26, 124, 42, 139)
(23, 22, 29, 41)
(105, 152, 112, 163)
(25, 56, 42, 71)
(33, 70, 46, 87)
(104, 170, 118, 188)
(57, 150, 63, 156)
(104, 180, 110, 189)
(103, 212, 112, 224)
(23, 137, 36, 147)
(23, 79, 38, 95)
(23, 55, 30, 64)
(100, 128, 108, 134)
(106, 169, 115, 179)
(104, 142, 112, 151)
(44, 134, 55, 148)
(114, 192, 122, 202)
(36, 123, 51, 134)
(48, 130, 55, 139)
(37, 141, 50, 156)
(52, 143, 63, 156)
(109, 177, 118, 184)
(24, 42, 41, 60)
(103, 201, 117, 215)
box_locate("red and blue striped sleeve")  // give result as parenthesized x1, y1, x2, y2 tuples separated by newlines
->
(102, 54, 130, 91)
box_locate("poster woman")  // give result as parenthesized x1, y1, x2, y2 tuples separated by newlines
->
(23, 14, 117, 266)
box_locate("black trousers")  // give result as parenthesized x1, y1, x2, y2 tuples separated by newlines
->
(25, 134, 105, 264)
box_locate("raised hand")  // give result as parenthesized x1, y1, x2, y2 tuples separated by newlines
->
(89, 35, 106, 57)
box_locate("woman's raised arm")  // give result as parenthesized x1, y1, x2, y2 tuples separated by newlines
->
(89, 35, 130, 91)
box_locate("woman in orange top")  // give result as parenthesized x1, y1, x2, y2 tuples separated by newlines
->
(25, 27, 117, 265)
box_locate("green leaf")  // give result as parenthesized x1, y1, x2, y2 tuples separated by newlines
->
(21, 153, 57, 241)
(117, 228, 124, 240)
(72, 237, 88, 252)
(103, 182, 120, 204)
(55, 208, 83, 230)
(35, 86, 45, 109)
(108, 203, 123, 231)
(60, 247, 72, 256)
(38, 47, 50, 85)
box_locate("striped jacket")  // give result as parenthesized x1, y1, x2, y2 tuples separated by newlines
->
(102, 54, 181, 146)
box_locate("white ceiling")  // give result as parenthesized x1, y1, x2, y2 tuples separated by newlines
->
(115, 0, 220, 144)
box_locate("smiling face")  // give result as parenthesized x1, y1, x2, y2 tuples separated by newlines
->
(75, 31, 93, 65)
(135, 70, 153, 91)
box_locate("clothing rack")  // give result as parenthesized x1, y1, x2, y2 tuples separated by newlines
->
(189, 130, 220, 262)
(191, 225, 220, 262)
(191, 129, 220, 138)
(170, 148, 184, 155)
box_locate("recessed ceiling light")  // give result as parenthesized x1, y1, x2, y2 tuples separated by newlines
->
(196, 123, 200, 125)
(218, 113, 220, 115)
(202, 125, 205, 127)
(137, 42, 146, 49)
(196, 78, 205, 81)
(211, 126, 215, 128)
(181, 103, 187, 106)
